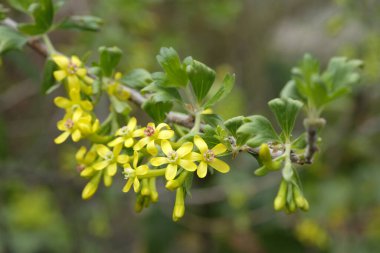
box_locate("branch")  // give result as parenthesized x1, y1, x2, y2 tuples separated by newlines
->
(2, 17, 313, 166)
(2, 17, 195, 128)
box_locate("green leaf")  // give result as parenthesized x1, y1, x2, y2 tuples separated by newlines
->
(268, 98, 303, 139)
(240, 115, 280, 147)
(186, 59, 216, 103)
(0, 26, 27, 54)
(41, 58, 57, 94)
(110, 96, 131, 115)
(142, 82, 181, 103)
(224, 116, 245, 137)
(99, 46, 122, 77)
(18, 0, 54, 35)
(142, 99, 173, 122)
(58, 15, 103, 32)
(280, 80, 302, 100)
(156, 47, 188, 87)
(201, 113, 223, 127)
(322, 57, 362, 103)
(7, 0, 35, 12)
(120, 68, 152, 89)
(203, 73, 235, 108)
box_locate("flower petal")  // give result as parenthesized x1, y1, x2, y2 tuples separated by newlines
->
(54, 131, 70, 144)
(133, 177, 140, 192)
(81, 101, 93, 111)
(96, 145, 111, 158)
(124, 138, 134, 148)
(194, 135, 208, 153)
(52, 55, 69, 69)
(75, 146, 87, 161)
(76, 68, 87, 77)
(112, 143, 123, 156)
(133, 137, 149, 151)
(107, 162, 117, 176)
(185, 152, 202, 161)
(72, 109, 83, 122)
(160, 140, 173, 156)
(103, 174, 112, 187)
(150, 157, 168, 167)
(122, 178, 133, 192)
(53, 70, 67, 82)
(179, 159, 197, 172)
(54, 97, 71, 108)
(133, 151, 139, 168)
(108, 137, 124, 147)
(117, 155, 129, 164)
(132, 128, 145, 137)
(197, 161, 208, 178)
(127, 117, 137, 130)
(157, 130, 174, 140)
(71, 129, 82, 142)
(93, 160, 110, 171)
(71, 55, 82, 66)
(146, 140, 157, 156)
(136, 165, 149, 175)
(165, 164, 178, 180)
(156, 123, 168, 131)
(177, 142, 193, 157)
(209, 158, 230, 173)
(212, 143, 227, 155)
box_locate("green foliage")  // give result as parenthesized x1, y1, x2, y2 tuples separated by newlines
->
(187, 59, 216, 103)
(58, 15, 103, 32)
(203, 73, 235, 108)
(121, 69, 152, 89)
(243, 115, 280, 148)
(0, 26, 27, 54)
(99, 46, 123, 77)
(18, 0, 54, 35)
(40, 58, 57, 94)
(268, 98, 303, 139)
(155, 47, 188, 87)
(282, 54, 362, 116)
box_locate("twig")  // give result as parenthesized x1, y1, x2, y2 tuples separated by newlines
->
(1, 17, 315, 165)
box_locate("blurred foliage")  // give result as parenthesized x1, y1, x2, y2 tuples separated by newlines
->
(1, 0, 380, 252)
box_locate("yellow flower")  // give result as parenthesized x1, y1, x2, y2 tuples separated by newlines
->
(107, 72, 130, 101)
(191, 135, 230, 178)
(92, 144, 129, 179)
(122, 151, 149, 192)
(54, 88, 93, 113)
(133, 123, 174, 156)
(108, 117, 144, 148)
(150, 140, 197, 180)
(75, 146, 97, 176)
(52, 54, 86, 90)
(54, 110, 99, 144)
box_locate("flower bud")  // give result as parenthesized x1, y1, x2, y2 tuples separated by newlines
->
(172, 187, 185, 222)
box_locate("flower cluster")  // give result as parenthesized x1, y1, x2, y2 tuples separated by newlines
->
(51, 58, 231, 221)
(52, 55, 99, 144)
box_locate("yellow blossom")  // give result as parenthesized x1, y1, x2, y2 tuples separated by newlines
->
(122, 151, 149, 192)
(107, 72, 130, 101)
(92, 144, 129, 180)
(108, 117, 144, 148)
(54, 88, 93, 113)
(75, 146, 97, 176)
(52, 54, 86, 90)
(54, 110, 99, 144)
(150, 140, 197, 180)
(134, 123, 174, 156)
(190, 135, 230, 178)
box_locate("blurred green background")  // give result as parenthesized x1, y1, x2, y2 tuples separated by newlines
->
(1, 0, 380, 252)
